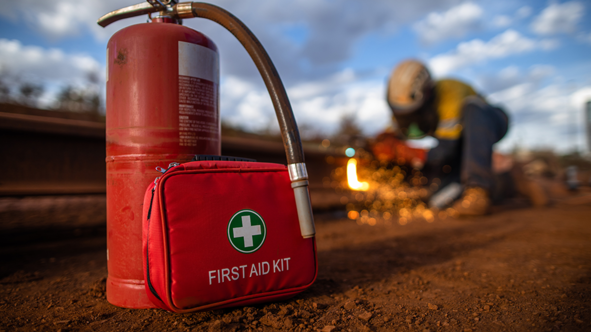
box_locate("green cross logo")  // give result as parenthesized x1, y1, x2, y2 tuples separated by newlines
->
(227, 209, 266, 254)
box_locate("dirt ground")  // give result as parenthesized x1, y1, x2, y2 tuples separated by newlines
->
(1, 194, 590, 332)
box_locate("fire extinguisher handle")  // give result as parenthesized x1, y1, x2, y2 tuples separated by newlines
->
(97, 2, 165, 28)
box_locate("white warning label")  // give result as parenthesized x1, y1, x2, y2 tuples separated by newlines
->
(178, 41, 220, 147)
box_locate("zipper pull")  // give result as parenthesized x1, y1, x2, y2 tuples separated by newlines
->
(153, 162, 180, 186)
(155, 162, 180, 174)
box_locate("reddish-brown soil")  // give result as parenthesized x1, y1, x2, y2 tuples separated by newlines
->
(1, 195, 590, 331)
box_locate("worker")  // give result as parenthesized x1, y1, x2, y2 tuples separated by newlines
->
(372, 59, 509, 216)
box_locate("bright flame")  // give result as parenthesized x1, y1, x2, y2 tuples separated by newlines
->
(347, 158, 369, 191)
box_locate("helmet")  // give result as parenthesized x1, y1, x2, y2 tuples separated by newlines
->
(386, 59, 434, 115)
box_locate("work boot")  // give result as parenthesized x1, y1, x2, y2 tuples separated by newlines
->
(452, 187, 491, 216)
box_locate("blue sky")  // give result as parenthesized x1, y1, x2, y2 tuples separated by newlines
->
(1, 0, 591, 152)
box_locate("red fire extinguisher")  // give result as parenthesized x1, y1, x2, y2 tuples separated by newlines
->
(98, 1, 314, 309)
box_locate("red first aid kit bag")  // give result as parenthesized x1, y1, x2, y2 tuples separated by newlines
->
(142, 159, 317, 312)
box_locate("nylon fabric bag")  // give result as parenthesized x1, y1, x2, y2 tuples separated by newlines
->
(142, 160, 317, 312)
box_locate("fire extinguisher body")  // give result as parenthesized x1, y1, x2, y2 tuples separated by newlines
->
(105, 21, 220, 308)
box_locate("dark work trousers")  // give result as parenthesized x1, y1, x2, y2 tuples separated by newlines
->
(423, 96, 509, 193)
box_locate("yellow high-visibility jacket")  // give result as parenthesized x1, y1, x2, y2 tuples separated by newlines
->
(432, 79, 480, 140)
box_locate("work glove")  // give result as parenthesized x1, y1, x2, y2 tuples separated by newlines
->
(370, 132, 427, 168)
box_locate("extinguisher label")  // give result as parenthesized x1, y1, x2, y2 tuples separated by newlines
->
(178, 42, 219, 83)
(178, 42, 220, 147)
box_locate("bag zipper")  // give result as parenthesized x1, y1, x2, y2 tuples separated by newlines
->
(146, 162, 179, 303)
(148, 162, 178, 220)
(147, 187, 155, 220)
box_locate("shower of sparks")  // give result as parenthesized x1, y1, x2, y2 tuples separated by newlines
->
(332, 156, 457, 226)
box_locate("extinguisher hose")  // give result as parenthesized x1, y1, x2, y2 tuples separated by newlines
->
(186, 2, 315, 238)
(187, 2, 303, 165)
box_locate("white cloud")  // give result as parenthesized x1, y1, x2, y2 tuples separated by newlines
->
(286, 0, 462, 65)
(36, 2, 83, 38)
(492, 15, 512, 28)
(413, 2, 483, 45)
(220, 70, 391, 137)
(0, 39, 101, 83)
(488, 83, 535, 106)
(477, 65, 555, 94)
(429, 30, 555, 76)
(516, 6, 532, 19)
(531, 1, 585, 35)
(0, 39, 103, 108)
(492, 6, 533, 29)
(492, 83, 591, 152)
(539, 38, 561, 50)
(0, 0, 141, 41)
(529, 65, 556, 80)
(288, 69, 356, 100)
(291, 77, 391, 136)
(571, 87, 591, 110)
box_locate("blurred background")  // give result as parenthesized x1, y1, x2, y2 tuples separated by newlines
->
(2, 2, 591, 329)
